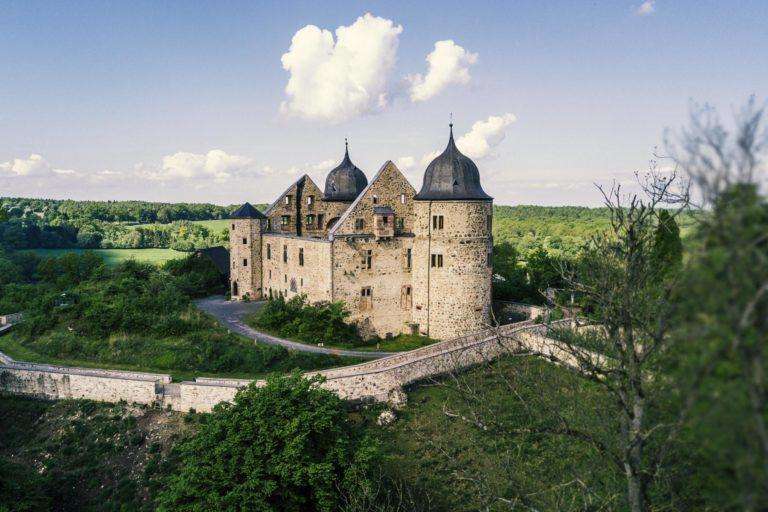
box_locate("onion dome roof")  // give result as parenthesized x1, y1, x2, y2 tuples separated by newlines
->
(323, 140, 368, 202)
(414, 124, 492, 201)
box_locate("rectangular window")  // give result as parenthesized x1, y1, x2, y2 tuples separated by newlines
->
(305, 214, 315, 227)
(283, 245, 288, 263)
(432, 215, 444, 230)
(317, 214, 325, 229)
(231, 223, 235, 230)
(284, 274, 287, 283)
(243, 258, 248, 267)
(307, 195, 314, 205)
(487, 214, 492, 232)
(267, 219, 271, 231)
(401, 285, 412, 309)
(372, 195, 378, 204)
(363, 249, 372, 269)
(281, 215, 291, 227)
(431, 254, 443, 268)
(382, 215, 389, 225)
(266, 244, 271, 260)
(269, 269, 272, 279)
(242, 237, 247, 244)
(284, 195, 292, 205)
(360, 287, 372, 310)
(299, 248, 304, 266)
(400, 193, 406, 204)
(396, 217, 404, 231)
(355, 218, 365, 230)
(406, 248, 412, 269)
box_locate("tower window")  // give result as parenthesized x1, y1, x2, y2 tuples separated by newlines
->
(307, 195, 314, 205)
(396, 218, 404, 231)
(355, 218, 365, 230)
(363, 249, 372, 269)
(266, 244, 271, 260)
(284, 195, 292, 205)
(283, 245, 288, 263)
(243, 258, 248, 267)
(231, 223, 235, 230)
(431, 254, 443, 268)
(372, 195, 378, 204)
(281, 215, 291, 227)
(401, 285, 412, 309)
(242, 237, 247, 244)
(299, 248, 304, 266)
(400, 193, 406, 204)
(360, 287, 372, 310)
(432, 215, 444, 230)
(405, 248, 412, 269)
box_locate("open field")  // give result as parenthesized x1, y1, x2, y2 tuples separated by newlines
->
(128, 218, 232, 231)
(24, 248, 187, 265)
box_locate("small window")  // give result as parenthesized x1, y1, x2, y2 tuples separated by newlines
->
(242, 237, 247, 244)
(360, 287, 373, 310)
(363, 249, 372, 269)
(267, 219, 272, 231)
(317, 214, 325, 228)
(372, 195, 378, 204)
(269, 269, 272, 279)
(432, 215, 444, 230)
(266, 244, 271, 260)
(284, 274, 287, 283)
(406, 248, 412, 269)
(299, 248, 304, 266)
(382, 215, 389, 225)
(400, 193, 406, 204)
(305, 214, 315, 227)
(281, 215, 291, 227)
(431, 254, 443, 268)
(243, 258, 248, 267)
(284, 195, 292, 205)
(231, 223, 235, 230)
(283, 245, 288, 263)
(401, 285, 412, 309)
(487, 249, 492, 267)
(487, 214, 492, 232)
(355, 218, 365, 230)
(307, 195, 314, 205)
(396, 218, 404, 231)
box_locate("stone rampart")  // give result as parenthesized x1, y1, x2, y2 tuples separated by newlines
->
(1, 319, 584, 413)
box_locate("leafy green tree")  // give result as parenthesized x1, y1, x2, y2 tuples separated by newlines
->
(650, 209, 683, 274)
(157, 374, 379, 512)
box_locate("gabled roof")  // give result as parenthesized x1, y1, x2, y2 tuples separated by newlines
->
(328, 160, 416, 240)
(263, 175, 313, 216)
(231, 202, 267, 219)
(194, 246, 230, 275)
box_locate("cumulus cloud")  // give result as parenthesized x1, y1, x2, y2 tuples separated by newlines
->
(408, 40, 478, 102)
(0, 154, 81, 177)
(139, 149, 255, 181)
(456, 113, 517, 159)
(636, 1, 656, 16)
(280, 13, 403, 123)
(395, 156, 416, 170)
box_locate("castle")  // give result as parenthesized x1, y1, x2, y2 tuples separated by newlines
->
(229, 125, 493, 340)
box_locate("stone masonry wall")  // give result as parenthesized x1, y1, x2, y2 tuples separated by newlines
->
(229, 218, 264, 300)
(262, 233, 333, 303)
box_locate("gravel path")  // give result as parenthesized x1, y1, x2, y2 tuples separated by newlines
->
(194, 296, 394, 359)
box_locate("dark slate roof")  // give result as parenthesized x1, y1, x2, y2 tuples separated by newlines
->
(194, 246, 230, 275)
(373, 206, 394, 214)
(323, 141, 368, 202)
(231, 202, 267, 219)
(414, 125, 492, 201)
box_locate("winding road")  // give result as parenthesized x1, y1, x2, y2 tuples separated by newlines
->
(194, 296, 394, 359)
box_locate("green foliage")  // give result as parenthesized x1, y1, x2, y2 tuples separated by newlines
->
(157, 374, 379, 512)
(2, 253, 347, 377)
(492, 242, 564, 304)
(250, 295, 363, 346)
(651, 209, 683, 274)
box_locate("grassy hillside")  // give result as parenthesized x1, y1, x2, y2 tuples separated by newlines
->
(24, 248, 186, 266)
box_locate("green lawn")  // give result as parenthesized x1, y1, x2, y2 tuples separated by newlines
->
(128, 219, 231, 231)
(25, 248, 187, 266)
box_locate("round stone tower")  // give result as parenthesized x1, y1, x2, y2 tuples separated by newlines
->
(411, 124, 493, 339)
(229, 202, 268, 300)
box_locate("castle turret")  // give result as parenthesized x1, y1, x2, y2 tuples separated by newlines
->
(229, 202, 267, 300)
(411, 124, 493, 339)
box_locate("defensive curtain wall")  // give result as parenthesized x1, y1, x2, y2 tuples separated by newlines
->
(0, 313, 586, 413)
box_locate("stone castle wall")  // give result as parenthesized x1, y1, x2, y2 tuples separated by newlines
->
(412, 200, 493, 339)
(1, 320, 580, 412)
(261, 233, 333, 302)
(229, 218, 265, 300)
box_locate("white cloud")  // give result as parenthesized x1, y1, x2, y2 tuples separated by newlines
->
(408, 40, 478, 102)
(636, 1, 655, 16)
(280, 13, 403, 123)
(0, 154, 54, 176)
(140, 149, 255, 181)
(420, 150, 440, 166)
(395, 156, 416, 170)
(456, 113, 517, 159)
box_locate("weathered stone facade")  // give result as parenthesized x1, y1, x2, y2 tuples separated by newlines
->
(230, 131, 494, 340)
(229, 217, 266, 300)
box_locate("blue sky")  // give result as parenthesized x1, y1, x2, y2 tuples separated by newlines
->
(1, 0, 766, 205)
